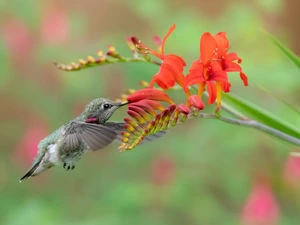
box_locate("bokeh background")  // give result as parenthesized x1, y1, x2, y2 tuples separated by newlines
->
(1, 0, 300, 224)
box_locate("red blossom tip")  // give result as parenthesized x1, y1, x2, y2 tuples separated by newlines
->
(124, 124, 135, 133)
(128, 105, 151, 121)
(153, 35, 162, 53)
(106, 45, 120, 58)
(159, 108, 171, 119)
(131, 36, 140, 46)
(130, 101, 157, 117)
(167, 104, 177, 114)
(188, 95, 205, 110)
(127, 88, 174, 104)
(121, 131, 130, 138)
(130, 36, 149, 54)
(176, 104, 190, 115)
(131, 99, 165, 112)
(124, 118, 139, 128)
(126, 37, 136, 52)
(127, 110, 147, 124)
(240, 72, 248, 86)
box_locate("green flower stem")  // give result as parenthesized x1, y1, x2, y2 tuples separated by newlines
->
(57, 54, 300, 146)
(189, 113, 300, 147)
(189, 86, 246, 120)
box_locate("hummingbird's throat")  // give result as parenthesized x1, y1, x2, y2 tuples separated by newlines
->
(85, 117, 99, 124)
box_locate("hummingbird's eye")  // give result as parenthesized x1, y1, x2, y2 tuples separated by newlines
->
(103, 104, 112, 109)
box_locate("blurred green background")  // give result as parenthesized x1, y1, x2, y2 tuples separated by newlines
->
(1, 0, 300, 224)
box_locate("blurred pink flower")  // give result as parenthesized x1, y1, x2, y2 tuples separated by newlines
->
(151, 155, 175, 186)
(241, 180, 280, 225)
(283, 154, 300, 188)
(2, 19, 33, 62)
(14, 117, 49, 165)
(40, 7, 69, 44)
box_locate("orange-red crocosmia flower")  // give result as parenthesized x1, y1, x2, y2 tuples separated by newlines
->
(185, 33, 230, 106)
(131, 24, 186, 91)
(126, 88, 174, 104)
(185, 31, 247, 107)
(213, 32, 248, 86)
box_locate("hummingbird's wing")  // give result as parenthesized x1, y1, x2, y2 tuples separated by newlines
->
(104, 122, 167, 144)
(64, 122, 118, 151)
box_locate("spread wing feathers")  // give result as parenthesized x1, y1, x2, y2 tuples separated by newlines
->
(63, 122, 118, 151)
(104, 122, 167, 144)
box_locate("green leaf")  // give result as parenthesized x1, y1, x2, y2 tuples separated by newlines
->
(266, 32, 300, 69)
(258, 85, 300, 115)
(222, 93, 300, 138)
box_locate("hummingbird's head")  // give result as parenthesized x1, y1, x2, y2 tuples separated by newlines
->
(83, 98, 128, 123)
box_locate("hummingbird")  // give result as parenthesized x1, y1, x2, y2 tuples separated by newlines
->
(20, 98, 166, 182)
(19, 98, 129, 182)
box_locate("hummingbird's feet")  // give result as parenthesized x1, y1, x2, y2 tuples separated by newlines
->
(63, 163, 75, 171)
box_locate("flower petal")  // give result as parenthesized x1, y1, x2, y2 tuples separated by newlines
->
(130, 101, 157, 117)
(134, 99, 165, 111)
(225, 52, 242, 63)
(221, 82, 231, 92)
(150, 70, 175, 90)
(224, 61, 242, 72)
(189, 60, 203, 72)
(188, 95, 205, 110)
(164, 54, 186, 87)
(210, 70, 228, 83)
(213, 32, 229, 57)
(184, 72, 205, 92)
(200, 32, 218, 64)
(127, 88, 174, 104)
(240, 72, 248, 86)
(149, 54, 186, 90)
(161, 24, 176, 56)
(206, 81, 217, 104)
(176, 104, 191, 115)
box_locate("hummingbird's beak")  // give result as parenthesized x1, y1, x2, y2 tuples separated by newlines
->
(119, 101, 129, 106)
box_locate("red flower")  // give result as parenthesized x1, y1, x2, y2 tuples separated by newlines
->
(187, 95, 205, 110)
(131, 24, 186, 91)
(126, 88, 174, 104)
(241, 180, 280, 225)
(283, 154, 300, 188)
(152, 155, 175, 186)
(185, 32, 247, 108)
(2, 19, 33, 64)
(213, 32, 248, 86)
(185, 33, 229, 106)
(41, 6, 69, 44)
(14, 117, 49, 165)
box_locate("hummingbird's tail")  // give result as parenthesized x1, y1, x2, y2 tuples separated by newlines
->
(19, 162, 40, 182)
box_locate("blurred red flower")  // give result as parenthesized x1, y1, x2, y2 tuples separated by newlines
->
(14, 117, 49, 166)
(152, 155, 175, 186)
(131, 24, 186, 91)
(40, 7, 69, 44)
(241, 180, 280, 225)
(2, 19, 33, 63)
(283, 154, 300, 188)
